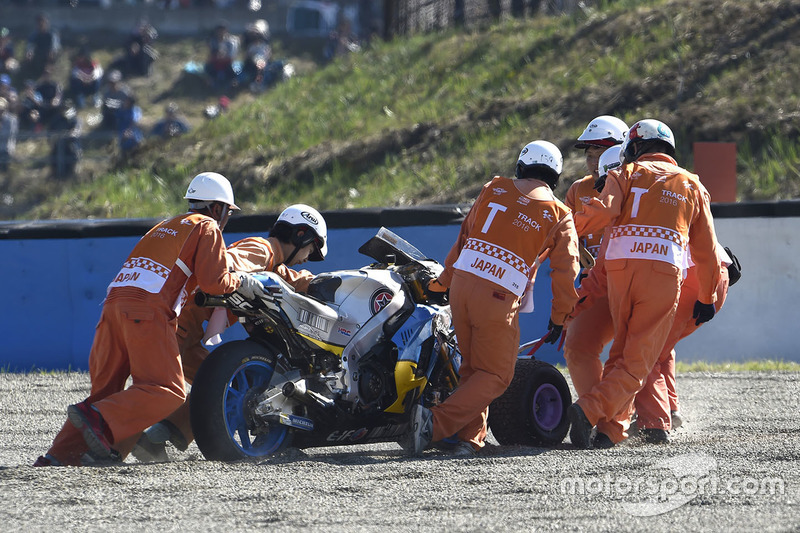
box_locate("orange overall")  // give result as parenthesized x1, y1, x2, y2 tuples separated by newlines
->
(433, 176, 580, 449)
(45, 213, 240, 465)
(573, 153, 720, 443)
(634, 257, 730, 430)
(157, 236, 314, 447)
(563, 175, 613, 399)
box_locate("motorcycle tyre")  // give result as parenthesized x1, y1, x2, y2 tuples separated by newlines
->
(488, 359, 571, 447)
(190, 340, 293, 461)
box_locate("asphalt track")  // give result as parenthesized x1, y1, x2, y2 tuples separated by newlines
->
(1, 371, 798, 532)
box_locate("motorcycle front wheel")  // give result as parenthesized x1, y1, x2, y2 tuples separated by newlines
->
(190, 340, 292, 461)
(488, 359, 571, 447)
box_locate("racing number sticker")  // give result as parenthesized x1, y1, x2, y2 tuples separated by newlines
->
(370, 289, 394, 315)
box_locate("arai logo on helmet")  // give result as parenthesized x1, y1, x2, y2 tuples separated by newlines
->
(520, 147, 528, 156)
(187, 187, 197, 194)
(301, 211, 319, 225)
(657, 123, 671, 139)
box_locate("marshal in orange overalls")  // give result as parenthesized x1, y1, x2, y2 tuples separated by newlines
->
(573, 153, 720, 443)
(433, 176, 580, 449)
(44, 213, 240, 465)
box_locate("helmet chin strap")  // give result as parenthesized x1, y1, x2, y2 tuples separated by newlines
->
(283, 245, 301, 266)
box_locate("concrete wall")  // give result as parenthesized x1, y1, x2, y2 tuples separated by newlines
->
(1, 205, 798, 370)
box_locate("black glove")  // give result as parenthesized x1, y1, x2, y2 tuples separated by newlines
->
(693, 301, 715, 326)
(724, 246, 742, 286)
(543, 319, 563, 344)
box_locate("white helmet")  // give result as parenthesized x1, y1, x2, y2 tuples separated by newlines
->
(274, 204, 328, 261)
(575, 115, 628, 149)
(184, 172, 240, 210)
(598, 145, 623, 179)
(621, 119, 676, 162)
(516, 140, 563, 176)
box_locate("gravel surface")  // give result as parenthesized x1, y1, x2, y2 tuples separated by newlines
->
(2, 371, 798, 532)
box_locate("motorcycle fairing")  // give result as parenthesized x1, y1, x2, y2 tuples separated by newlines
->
(384, 306, 439, 413)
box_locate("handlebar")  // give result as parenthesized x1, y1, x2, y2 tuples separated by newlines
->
(194, 291, 228, 308)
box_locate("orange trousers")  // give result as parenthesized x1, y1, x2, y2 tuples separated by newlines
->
(635, 266, 729, 429)
(563, 293, 614, 399)
(46, 297, 187, 465)
(430, 271, 520, 449)
(576, 260, 681, 443)
(153, 301, 217, 446)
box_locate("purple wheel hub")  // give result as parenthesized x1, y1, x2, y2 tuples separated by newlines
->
(532, 383, 562, 431)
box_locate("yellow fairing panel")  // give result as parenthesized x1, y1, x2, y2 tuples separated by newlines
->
(385, 360, 428, 413)
(298, 333, 345, 357)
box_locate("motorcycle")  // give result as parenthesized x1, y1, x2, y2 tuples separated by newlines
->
(190, 227, 571, 461)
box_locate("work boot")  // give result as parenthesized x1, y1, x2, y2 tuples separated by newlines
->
(400, 404, 433, 456)
(641, 428, 670, 444)
(452, 440, 478, 457)
(67, 401, 120, 461)
(131, 430, 169, 463)
(671, 410, 684, 429)
(32, 454, 61, 467)
(568, 403, 593, 449)
(80, 451, 123, 466)
(592, 432, 615, 449)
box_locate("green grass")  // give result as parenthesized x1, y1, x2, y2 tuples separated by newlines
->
(12, 0, 800, 220)
(676, 360, 800, 372)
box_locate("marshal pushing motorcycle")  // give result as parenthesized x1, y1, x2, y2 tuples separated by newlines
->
(189, 227, 571, 461)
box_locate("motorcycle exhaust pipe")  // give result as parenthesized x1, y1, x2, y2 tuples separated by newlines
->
(282, 381, 334, 410)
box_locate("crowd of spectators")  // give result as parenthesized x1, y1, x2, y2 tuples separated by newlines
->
(0, 7, 360, 180)
(0, 13, 194, 179)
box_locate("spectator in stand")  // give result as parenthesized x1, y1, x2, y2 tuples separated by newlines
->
(24, 13, 61, 80)
(48, 99, 81, 180)
(34, 65, 62, 128)
(19, 79, 43, 132)
(0, 74, 19, 115)
(323, 17, 360, 63)
(0, 97, 18, 173)
(115, 94, 143, 156)
(99, 69, 132, 131)
(241, 19, 272, 90)
(150, 102, 190, 139)
(204, 22, 239, 89)
(110, 21, 159, 78)
(67, 46, 104, 109)
(1, 27, 20, 77)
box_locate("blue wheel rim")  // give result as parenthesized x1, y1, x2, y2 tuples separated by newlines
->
(532, 383, 562, 432)
(222, 360, 287, 457)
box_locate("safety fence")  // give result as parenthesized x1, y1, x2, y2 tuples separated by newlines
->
(1, 201, 799, 370)
(383, 0, 587, 36)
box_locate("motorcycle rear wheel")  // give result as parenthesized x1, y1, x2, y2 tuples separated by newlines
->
(190, 340, 292, 461)
(488, 359, 571, 447)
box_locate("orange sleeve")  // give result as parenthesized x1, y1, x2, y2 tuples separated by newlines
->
(687, 187, 721, 304)
(573, 170, 625, 237)
(275, 264, 315, 293)
(227, 237, 315, 293)
(542, 214, 581, 325)
(226, 237, 275, 272)
(193, 221, 240, 295)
